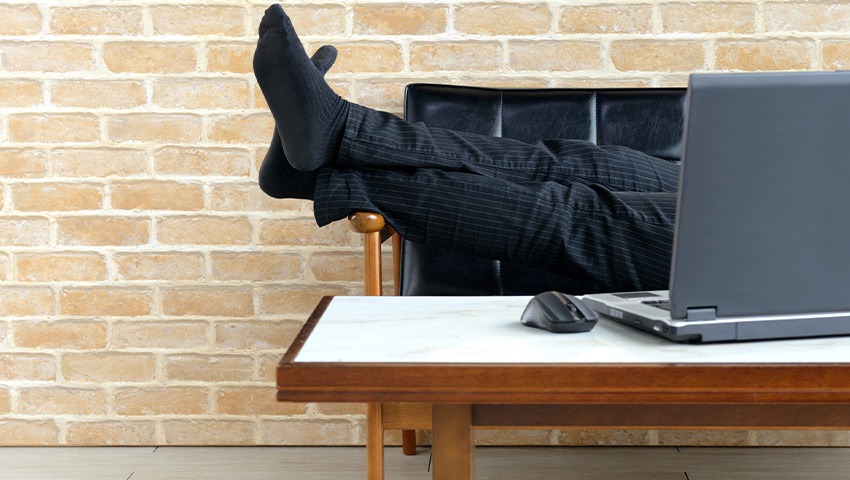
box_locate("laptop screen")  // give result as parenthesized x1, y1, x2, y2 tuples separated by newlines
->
(669, 71, 850, 319)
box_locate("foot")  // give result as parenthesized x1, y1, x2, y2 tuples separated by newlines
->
(253, 4, 349, 171)
(259, 45, 338, 199)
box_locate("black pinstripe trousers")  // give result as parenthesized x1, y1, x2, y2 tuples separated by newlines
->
(313, 104, 679, 292)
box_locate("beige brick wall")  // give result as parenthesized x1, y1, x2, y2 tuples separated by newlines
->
(0, 0, 847, 447)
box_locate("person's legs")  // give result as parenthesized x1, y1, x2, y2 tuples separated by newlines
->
(339, 104, 680, 193)
(313, 166, 676, 292)
(252, 4, 678, 195)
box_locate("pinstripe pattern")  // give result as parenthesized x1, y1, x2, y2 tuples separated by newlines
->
(314, 103, 679, 291)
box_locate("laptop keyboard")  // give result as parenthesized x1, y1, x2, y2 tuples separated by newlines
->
(642, 299, 672, 311)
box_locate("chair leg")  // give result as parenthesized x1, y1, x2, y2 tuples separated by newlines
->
(402, 429, 417, 455)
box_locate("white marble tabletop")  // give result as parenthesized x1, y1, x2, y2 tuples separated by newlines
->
(295, 296, 850, 364)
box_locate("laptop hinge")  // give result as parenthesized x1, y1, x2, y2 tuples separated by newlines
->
(686, 307, 717, 322)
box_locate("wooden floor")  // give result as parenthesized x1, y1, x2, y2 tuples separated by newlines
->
(0, 446, 849, 479)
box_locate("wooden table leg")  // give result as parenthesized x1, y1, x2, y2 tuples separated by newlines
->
(432, 404, 475, 480)
(367, 403, 384, 480)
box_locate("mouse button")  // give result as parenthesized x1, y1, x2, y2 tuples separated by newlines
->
(568, 295, 599, 321)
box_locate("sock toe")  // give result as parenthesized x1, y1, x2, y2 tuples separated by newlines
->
(258, 4, 285, 36)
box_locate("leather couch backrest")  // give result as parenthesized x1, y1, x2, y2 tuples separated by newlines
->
(400, 83, 687, 296)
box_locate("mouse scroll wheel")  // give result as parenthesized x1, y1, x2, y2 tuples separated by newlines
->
(566, 303, 578, 312)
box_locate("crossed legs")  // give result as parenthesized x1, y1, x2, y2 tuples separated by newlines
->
(252, 4, 678, 292)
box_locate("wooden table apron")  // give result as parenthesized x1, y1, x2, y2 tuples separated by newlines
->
(277, 297, 850, 480)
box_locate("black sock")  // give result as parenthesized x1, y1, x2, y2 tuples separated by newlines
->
(253, 4, 349, 172)
(259, 45, 337, 200)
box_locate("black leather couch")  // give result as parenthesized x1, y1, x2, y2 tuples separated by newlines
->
(392, 83, 687, 296)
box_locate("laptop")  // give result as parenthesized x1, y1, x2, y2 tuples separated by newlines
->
(581, 71, 850, 343)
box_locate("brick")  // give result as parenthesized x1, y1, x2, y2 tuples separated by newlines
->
(661, 3, 757, 34)
(0, 254, 7, 282)
(261, 419, 357, 445)
(17, 387, 108, 415)
(824, 41, 850, 70)
(333, 43, 404, 74)
(12, 183, 103, 212)
(750, 430, 850, 447)
(455, 4, 550, 35)
(0, 421, 59, 446)
(154, 146, 251, 177)
(209, 183, 303, 212)
(208, 114, 275, 144)
(107, 114, 203, 144)
(557, 429, 654, 446)
(8, 114, 100, 143)
(268, 5, 346, 36)
(151, 5, 245, 36)
(153, 78, 251, 110)
(0, 4, 42, 35)
(0, 217, 50, 246)
(62, 353, 155, 383)
(0, 353, 56, 381)
(0, 149, 48, 178)
(552, 74, 660, 88)
(164, 420, 255, 445)
(715, 40, 815, 71)
(611, 41, 706, 72)
(559, 4, 653, 34)
(0, 388, 9, 414)
(57, 216, 149, 246)
(156, 216, 252, 246)
(258, 285, 347, 316)
(0, 287, 54, 316)
(410, 42, 502, 72)
(17, 253, 107, 282)
(0, 80, 42, 107)
(354, 5, 447, 35)
(50, 6, 143, 35)
(51, 80, 146, 109)
(103, 42, 197, 74)
(13, 320, 107, 349)
(311, 403, 368, 416)
(53, 148, 147, 178)
(218, 387, 308, 416)
(206, 42, 255, 73)
(114, 252, 205, 281)
(161, 287, 254, 317)
(59, 288, 153, 317)
(355, 80, 409, 112)
(509, 41, 603, 71)
(1, 42, 95, 72)
(310, 253, 364, 282)
(214, 320, 302, 350)
(66, 421, 157, 446)
(164, 354, 254, 382)
(112, 321, 208, 349)
(111, 181, 204, 211)
(254, 83, 269, 110)
(258, 354, 282, 382)
(657, 429, 750, 446)
(765, 2, 850, 32)
(259, 218, 354, 247)
(476, 429, 552, 446)
(211, 252, 302, 281)
(114, 387, 209, 416)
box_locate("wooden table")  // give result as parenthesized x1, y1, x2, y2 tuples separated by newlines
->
(278, 296, 850, 480)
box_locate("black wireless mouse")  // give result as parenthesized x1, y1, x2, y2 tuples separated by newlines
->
(520, 291, 598, 333)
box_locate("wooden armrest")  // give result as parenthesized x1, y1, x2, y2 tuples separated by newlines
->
(348, 212, 402, 296)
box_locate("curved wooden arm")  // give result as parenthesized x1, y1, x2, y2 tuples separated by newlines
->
(348, 212, 385, 296)
(348, 211, 385, 234)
